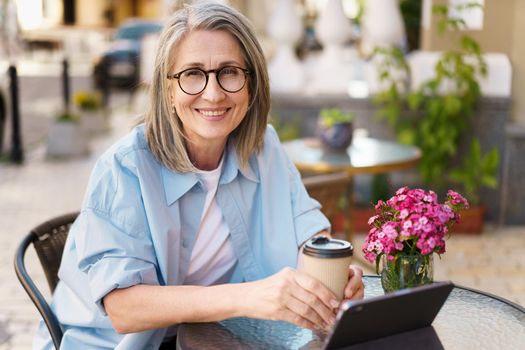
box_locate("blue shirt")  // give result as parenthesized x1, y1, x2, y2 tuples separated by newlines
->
(34, 124, 330, 349)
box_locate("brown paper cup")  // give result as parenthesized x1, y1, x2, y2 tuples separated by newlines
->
(300, 236, 353, 301)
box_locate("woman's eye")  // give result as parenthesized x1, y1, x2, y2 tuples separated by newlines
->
(183, 69, 203, 77)
(221, 67, 239, 76)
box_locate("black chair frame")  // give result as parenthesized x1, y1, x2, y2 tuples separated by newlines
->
(14, 212, 79, 349)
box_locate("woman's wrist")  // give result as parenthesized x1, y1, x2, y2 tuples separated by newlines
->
(189, 282, 253, 321)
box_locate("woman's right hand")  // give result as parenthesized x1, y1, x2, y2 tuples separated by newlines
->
(240, 267, 339, 331)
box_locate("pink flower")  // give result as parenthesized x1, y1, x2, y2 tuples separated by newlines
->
(396, 187, 409, 195)
(362, 187, 468, 264)
(447, 190, 470, 208)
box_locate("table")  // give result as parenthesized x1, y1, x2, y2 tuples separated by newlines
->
(176, 276, 525, 350)
(281, 137, 421, 175)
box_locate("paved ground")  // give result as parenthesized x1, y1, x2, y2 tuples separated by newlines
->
(0, 87, 523, 349)
(0, 89, 140, 349)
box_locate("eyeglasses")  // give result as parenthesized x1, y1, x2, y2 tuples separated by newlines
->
(167, 66, 250, 95)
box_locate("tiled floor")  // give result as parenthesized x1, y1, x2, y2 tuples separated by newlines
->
(0, 93, 523, 349)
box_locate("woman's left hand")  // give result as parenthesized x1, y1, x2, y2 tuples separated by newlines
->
(342, 265, 364, 301)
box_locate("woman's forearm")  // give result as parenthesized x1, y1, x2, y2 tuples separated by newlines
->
(104, 229, 336, 334)
(103, 283, 246, 334)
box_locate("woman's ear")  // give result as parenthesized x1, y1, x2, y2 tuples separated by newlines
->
(167, 83, 176, 115)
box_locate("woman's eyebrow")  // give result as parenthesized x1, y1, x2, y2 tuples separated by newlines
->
(179, 62, 206, 70)
(178, 60, 243, 70)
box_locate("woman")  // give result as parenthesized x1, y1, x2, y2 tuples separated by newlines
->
(35, 2, 363, 349)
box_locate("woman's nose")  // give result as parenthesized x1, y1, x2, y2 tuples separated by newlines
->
(201, 73, 225, 102)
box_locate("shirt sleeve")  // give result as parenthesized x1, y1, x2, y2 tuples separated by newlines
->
(267, 126, 331, 247)
(73, 209, 159, 315)
(73, 154, 160, 315)
(287, 158, 331, 247)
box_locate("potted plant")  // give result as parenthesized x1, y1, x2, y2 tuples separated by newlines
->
(74, 90, 107, 134)
(362, 186, 469, 292)
(46, 110, 89, 158)
(316, 108, 355, 152)
(372, 2, 498, 232)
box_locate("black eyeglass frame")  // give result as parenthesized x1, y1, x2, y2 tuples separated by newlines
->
(167, 66, 251, 95)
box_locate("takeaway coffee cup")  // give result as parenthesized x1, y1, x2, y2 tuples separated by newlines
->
(301, 236, 353, 301)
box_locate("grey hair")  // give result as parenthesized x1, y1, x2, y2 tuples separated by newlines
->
(143, 0, 270, 172)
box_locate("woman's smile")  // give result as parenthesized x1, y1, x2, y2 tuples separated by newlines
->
(195, 107, 231, 119)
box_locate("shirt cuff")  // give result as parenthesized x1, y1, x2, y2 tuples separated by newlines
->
(88, 256, 159, 315)
(294, 208, 331, 248)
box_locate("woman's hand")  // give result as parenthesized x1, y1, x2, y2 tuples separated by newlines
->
(342, 265, 364, 301)
(241, 267, 339, 331)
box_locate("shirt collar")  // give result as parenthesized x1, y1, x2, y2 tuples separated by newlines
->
(161, 139, 259, 206)
(161, 166, 200, 206)
(220, 138, 259, 185)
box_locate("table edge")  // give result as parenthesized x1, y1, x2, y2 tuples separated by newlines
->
(294, 157, 421, 175)
(363, 274, 525, 314)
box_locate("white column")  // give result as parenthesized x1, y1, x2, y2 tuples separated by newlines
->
(267, 0, 305, 93)
(360, 0, 406, 56)
(308, 0, 353, 94)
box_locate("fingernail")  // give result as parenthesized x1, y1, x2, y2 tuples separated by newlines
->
(330, 299, 339, 308)
(330, 316, 336, 325)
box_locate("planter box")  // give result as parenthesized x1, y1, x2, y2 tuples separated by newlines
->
(451, 206, 485, 234)
(80, 110, 108, 135)
(46, 122, 89, 158)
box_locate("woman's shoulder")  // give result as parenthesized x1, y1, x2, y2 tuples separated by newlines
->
(255, 124, 291, 168)
(84, 124, 159, 211)
(262, 124, 280, 148)
(98, 124, 154, 167)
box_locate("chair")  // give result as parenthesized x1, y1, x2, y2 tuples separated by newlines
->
(14, 212, 79, 349)
(302, 172, 353, 239)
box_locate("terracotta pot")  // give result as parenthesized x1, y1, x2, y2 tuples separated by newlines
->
(331, 212, 346, 233)
(451, 206, 485, 234)
(351, 207, 376, 233)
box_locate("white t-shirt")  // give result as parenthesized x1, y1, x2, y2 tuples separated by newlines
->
(183, 158, 237, 286)
(165, 160, 238, 341)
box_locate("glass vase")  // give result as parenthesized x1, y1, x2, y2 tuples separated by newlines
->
(380, 254, 434, 292)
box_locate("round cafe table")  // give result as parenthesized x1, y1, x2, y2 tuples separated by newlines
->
(281, 137, 421, 175)
(176, 276, 525, 350)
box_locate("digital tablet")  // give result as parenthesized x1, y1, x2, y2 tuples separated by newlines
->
(323, 280, 454, 350)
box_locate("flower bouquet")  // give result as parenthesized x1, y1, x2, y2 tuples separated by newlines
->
(362, 187, 469, 292)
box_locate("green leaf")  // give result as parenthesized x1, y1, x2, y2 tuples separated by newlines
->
(484, 148, 500, 170)
(481, 175, 497, 189)
(398, 128, 416, 145)
(407, 92, 423, 110)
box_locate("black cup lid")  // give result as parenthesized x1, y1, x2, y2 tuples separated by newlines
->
(303, 235, 353, 258)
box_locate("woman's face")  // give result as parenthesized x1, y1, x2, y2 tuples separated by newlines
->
(170, 30, 250, 150)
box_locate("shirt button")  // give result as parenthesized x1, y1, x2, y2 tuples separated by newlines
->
(182, 239, 188, 248)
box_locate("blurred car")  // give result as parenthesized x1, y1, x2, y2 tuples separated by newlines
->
(93, 18, 162, 89)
